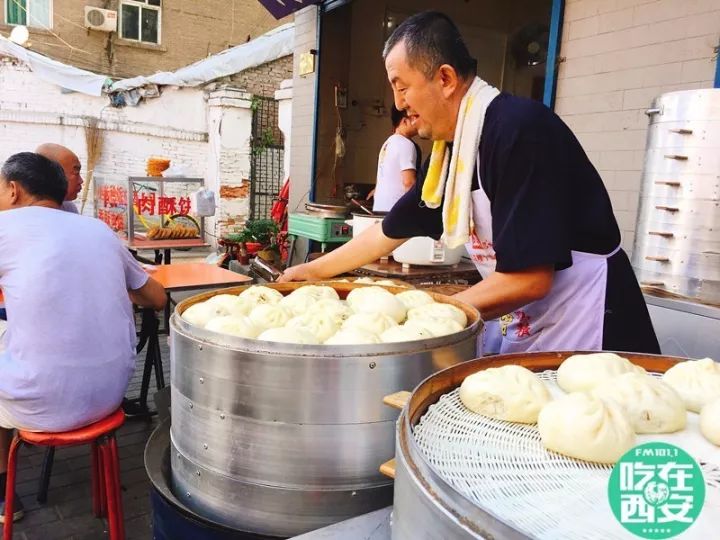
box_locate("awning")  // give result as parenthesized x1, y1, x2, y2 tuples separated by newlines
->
(0, 35, 108, 96)
(110, 22, 294, 93)
(257, 0, 322, 19)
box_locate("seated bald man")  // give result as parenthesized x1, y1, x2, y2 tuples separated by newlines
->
(0, 152, 166, 522)
(36, 143, 83, 214)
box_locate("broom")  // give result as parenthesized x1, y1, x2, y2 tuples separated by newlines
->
(80, 116, 104, 214)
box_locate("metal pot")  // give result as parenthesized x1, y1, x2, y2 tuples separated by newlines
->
(170, 282, 482, 537)
(392, 237, 466, 267)
(632, 89, 720, 305)
(388, 351, 688, 540)
(350, 211, 386, 238)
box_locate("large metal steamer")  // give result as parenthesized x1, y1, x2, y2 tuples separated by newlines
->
(389, 352, 719, 539)
(632, 88, 720, 305)
(170, 283, 481, 537)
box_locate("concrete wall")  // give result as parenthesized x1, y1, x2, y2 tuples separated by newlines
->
(0, 0, 286, 78)
(555, 0, 720, 252)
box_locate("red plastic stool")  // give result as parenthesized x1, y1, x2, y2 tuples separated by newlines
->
(3, 409, 126, 540)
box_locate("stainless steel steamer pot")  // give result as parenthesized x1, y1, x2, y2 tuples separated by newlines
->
(389, 351, 685, 540)
(632, 89, 720, 304)
(170, 282, 482, 537)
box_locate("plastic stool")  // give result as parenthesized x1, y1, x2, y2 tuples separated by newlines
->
(3, 409, 126, 539)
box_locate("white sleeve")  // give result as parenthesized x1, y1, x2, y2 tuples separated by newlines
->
(395, 138, 417, 171)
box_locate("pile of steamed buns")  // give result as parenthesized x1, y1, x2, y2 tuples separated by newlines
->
(181, 284, 468, 345)
(459, 353, 720, 463)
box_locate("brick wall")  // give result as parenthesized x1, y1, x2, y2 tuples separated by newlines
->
(555, 0, 720, 252)
(0, 0, 286, 78)
(229, 55, 293, 98)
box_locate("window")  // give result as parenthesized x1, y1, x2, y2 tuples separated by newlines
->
(5, 0, 52, 28)
(120, 0, 160, 44)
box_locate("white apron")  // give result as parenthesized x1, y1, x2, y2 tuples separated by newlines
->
(465, 159, 619, 355)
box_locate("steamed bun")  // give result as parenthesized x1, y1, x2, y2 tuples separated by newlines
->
(662, 358, 720, 412)
(343, 312, 397, 336)
(404, 316, 464, 338)
(238, 286, 283, 305)
(325, 327, 381, 345)
(205, 294, 253, 316)
(593, 373, 686, 434)
(380, 324, 432, 343)
(306, 299, 354, 326)
(287, 311, 340, 342)
(290, 285, 339, 301)
(346, 286, 406, 323)
(375, 279, 406, 287)
(257, 326, 320, 344)
(279, 291, 319, 316)
(538, 392, 636, 464)
(181, 302, 228, 328)
(700, 398, 720, 446)
(395, 290, 435, 310)
(557, 353, 646, 393)
(248, 304, 292, 331)
(204, 315, 259, 338)
(407, 303, 467, 327)
(459, 365, 551, 424)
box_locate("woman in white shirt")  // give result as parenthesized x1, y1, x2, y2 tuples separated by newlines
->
(369, 105, 421, 212)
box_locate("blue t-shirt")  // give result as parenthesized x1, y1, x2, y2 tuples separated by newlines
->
(0, 207, 148, 431)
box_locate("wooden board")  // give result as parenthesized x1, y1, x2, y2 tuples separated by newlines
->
(383, 391, 411, 411)
(354, 260, 479, 281)
(150, 263, 252, 292)
(379, 458, 396, 479)
(125, 237, 209, 250)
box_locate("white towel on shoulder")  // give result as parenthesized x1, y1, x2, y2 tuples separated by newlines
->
(421, 77, 500, 248)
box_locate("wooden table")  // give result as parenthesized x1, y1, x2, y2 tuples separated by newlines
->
(123, 237, 209, 265)
(126, 263, 252, 417)
(352, 259, 480, 286)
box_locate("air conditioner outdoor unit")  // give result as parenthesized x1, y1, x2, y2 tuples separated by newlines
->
(84, 6, 117, 32)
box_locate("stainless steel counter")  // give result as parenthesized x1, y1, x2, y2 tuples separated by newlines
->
(644, 294, 720, 359)
(290, 508, 392, 540)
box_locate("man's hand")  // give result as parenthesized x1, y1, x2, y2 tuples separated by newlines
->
(366, 189, 376, 201)
(277, 263, 324, 283)
(129, 276, 167, 310)
(452, 266, 554, 320)
(278, 223, 406, 283)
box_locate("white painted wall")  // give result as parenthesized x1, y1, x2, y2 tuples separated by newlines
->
(276, 79, 294, 181)
(289, 5, 319, 214)
(0, 62, 275, 243)
(555, 0, 720, 253)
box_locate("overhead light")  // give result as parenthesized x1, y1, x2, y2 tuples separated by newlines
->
(9, 25, 29, 46)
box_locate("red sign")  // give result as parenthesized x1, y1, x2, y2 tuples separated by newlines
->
(98, 209, 126, 231)
(99, 185, 127, 208)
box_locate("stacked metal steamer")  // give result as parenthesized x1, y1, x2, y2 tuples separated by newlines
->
(169, 283, 481, 537)
(632, 88, 720, 304)
(387, 352, 720, 539)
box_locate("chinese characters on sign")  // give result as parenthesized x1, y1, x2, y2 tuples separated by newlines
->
(132, 192, 191, 216)
(608, 442, 705, 540)
(97, 184, 128, 232)
(97, 209, 125, 232)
